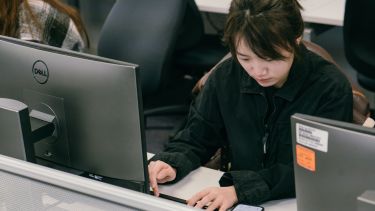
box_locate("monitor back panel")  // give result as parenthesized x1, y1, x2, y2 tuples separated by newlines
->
(291, 114, 375, 211)
(0, 36, 146, 184)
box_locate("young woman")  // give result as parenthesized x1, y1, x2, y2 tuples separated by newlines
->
(0, 0, 88, 51)
(149, 0, 353, 210)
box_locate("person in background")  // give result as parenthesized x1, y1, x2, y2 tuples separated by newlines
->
(0, 0, 89, 51)
(148, 0, 353, 210)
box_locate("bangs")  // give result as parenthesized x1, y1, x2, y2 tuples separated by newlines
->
(241, 14, 294, 60)
(223, 0, 304, 61)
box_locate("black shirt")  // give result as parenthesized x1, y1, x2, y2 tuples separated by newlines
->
(151, 45, 353, 205)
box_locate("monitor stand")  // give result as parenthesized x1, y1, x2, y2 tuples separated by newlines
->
(0, 98, 55, 162)
(0, 98, 148, 194)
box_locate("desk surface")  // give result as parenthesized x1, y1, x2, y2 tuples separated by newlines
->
(148, 153, 297, 210)
(158, 166, 297, 210)
(195, 0, 346, 26)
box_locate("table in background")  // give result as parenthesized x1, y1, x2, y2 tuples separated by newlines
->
(195, 0, 346, 26)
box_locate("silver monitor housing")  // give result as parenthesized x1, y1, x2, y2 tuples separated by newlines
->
(291, 113, 375, 211)
(0, 35, 148, 192)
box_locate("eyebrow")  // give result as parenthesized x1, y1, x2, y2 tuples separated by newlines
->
(236, 51, 250, 57)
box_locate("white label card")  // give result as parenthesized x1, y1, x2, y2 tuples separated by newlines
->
(296, 123, 328, 152)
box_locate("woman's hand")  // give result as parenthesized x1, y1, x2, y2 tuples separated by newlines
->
(187, 186, 238, 211)
(148, 160, 176, 196)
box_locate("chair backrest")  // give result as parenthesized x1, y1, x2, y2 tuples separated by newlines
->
(173, 0, 228, 79)
(174, 0, 204, 52)
(192, 41, 370, 125)
(343, 0, 375, 91)
(97, 0, 187, 96)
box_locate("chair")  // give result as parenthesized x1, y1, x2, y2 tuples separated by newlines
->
(343, 0, 375, 91)
(194, 41, 371, 170)
(97, 0, 187, 99)
(97, 0, 195, 155)
(65, 0, 80, 8)
(173, 0, 229, 81)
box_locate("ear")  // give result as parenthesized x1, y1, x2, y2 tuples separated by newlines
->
(296, 36, 302, 44)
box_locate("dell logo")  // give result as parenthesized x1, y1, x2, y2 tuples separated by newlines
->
(32, 60, 49, 84)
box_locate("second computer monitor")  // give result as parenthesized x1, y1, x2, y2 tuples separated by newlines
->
(291, 113, 375, 211)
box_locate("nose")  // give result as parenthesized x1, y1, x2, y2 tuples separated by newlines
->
(250, 60, 268, 77)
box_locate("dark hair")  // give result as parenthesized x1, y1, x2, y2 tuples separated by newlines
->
(223, 0, 304, 60)
(0, 0, 19, 36)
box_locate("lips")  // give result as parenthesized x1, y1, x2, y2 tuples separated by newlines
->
(256, 78, 270, 83)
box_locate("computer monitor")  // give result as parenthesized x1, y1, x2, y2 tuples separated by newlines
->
(0, 35, 149, 193)
(291, 113, 375, 211)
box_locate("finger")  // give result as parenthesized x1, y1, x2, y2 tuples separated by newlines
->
(187, 188, 210, 206)
(157, 175, 173, 183)
(218, 201, 232, 211)
(205, 197, 223, 211)
(156, 168, 175, 183)
(152, 182, 160, 197)
(148, 162, 160, 196)
(195, 193, 216, 209)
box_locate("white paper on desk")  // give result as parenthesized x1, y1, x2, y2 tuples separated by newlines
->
(158, 167, 224, 200)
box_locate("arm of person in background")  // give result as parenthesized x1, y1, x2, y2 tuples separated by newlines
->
(18, 0, 86, 51)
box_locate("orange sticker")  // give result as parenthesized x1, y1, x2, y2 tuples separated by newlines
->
(296, 144, 316, 172)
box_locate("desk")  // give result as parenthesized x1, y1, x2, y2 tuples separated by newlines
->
(194, 0, 346, 26)
(148, 153, 297, 210)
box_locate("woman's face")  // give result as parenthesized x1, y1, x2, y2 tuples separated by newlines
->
(235, 36, 295, 88)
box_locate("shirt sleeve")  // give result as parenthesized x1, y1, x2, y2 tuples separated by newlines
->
(222, 163, 294, 205)
(315, 92, 353, 122)
(18, 0, 85, 52)
(150, 74, 225, 181)
(313, 63, 354, 122)
(60, 20, 85, 52)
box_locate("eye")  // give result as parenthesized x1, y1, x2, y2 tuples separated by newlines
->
(238, 56, 251, 62)
(264, 58, 273, 62)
